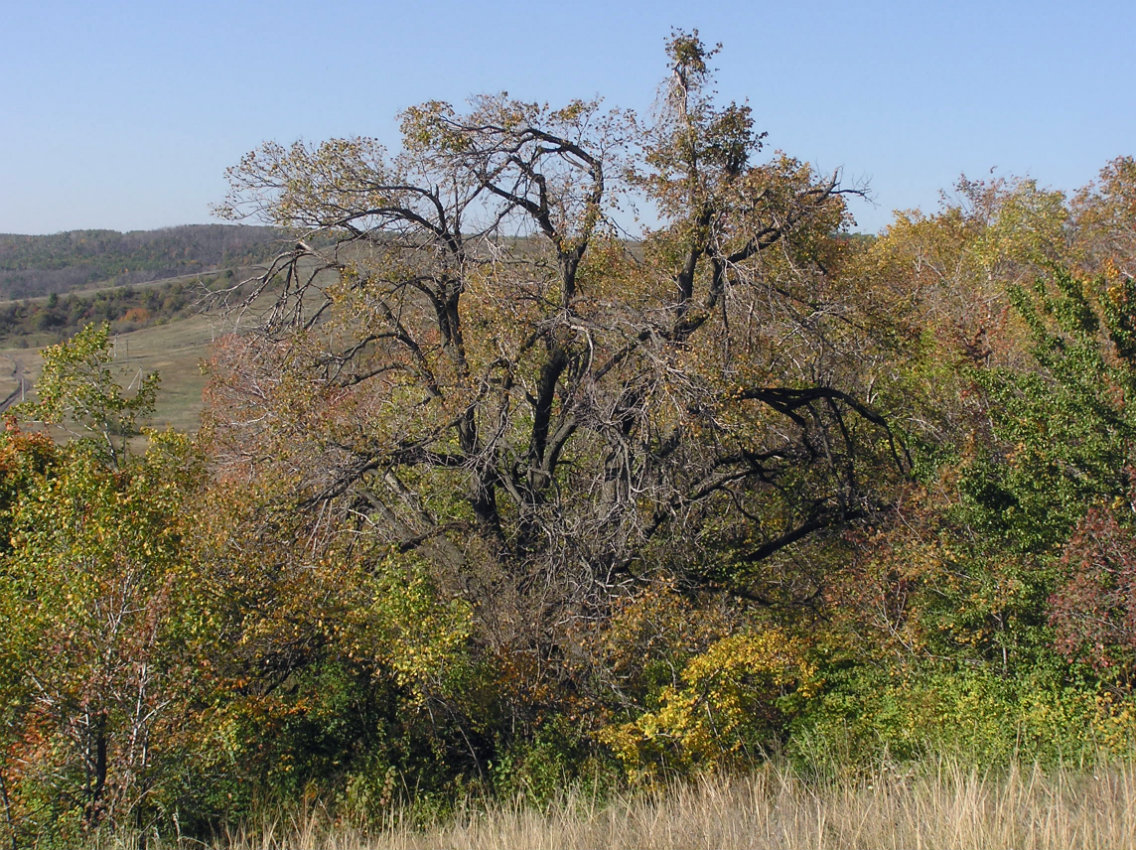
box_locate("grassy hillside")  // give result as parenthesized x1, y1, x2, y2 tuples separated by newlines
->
(0, 224, 301, 430)
(0, 308, 229, 433)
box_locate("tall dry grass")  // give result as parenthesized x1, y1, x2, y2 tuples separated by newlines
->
(106, 757, 1136, 850)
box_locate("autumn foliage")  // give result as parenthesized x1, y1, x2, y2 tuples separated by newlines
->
(8, 31, 1136, 847)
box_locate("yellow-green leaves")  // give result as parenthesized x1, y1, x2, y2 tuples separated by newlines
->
(0, 413, 204, 841)
(20, 322, 158, 466)
(599, 628, 820, 783)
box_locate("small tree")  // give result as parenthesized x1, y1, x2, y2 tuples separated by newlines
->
(22, 322, 158, 467)
(0, 327, 202, 843)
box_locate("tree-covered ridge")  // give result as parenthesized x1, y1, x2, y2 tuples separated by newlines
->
(0, 224, 286, 300)
(0, 275, 225, 346)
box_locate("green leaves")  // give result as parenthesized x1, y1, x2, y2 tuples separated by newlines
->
(0, 423, 202, 842)
(20, 322, 158, 466)
(963, 269, 1136, 552)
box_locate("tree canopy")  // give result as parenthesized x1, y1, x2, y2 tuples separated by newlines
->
(213, 32, 907, 642)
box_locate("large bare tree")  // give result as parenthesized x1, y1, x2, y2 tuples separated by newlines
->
(211, 32, 907, 645)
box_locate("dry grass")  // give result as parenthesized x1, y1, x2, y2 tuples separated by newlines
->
(108, 758, 1136, 850)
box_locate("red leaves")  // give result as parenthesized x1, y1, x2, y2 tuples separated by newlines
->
(1050, 498, 1136, 677)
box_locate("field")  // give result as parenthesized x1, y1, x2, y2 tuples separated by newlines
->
(96, 758, 1136, 850)
(0, 284, 262, 433)
(0, 312, 219, 433)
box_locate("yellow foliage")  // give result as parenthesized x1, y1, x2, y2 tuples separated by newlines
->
(598, 628, 820, 783)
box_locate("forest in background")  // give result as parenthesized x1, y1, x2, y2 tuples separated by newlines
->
(0, 224, 288, 350)
(0, 225, 285, 301)
(5, 32, 1136, 847)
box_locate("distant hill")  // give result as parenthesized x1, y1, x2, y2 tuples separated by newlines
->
(0, 272, 234, 348)
(0, 224, 289, 301)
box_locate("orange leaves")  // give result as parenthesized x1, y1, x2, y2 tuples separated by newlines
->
(1049, 499, 1136, 676)
(1071, 156, 1136, 280)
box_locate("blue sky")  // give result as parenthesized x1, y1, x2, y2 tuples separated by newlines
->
(3, 0, 1134, 235)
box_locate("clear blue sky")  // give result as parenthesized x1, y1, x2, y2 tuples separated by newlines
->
(3, 0, 1134, 235)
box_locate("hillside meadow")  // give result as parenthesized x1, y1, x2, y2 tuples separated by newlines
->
(0, 311, 219, 433)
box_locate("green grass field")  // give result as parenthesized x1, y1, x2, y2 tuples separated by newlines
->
(0, 255, 336, 438)
(0, 309, 229, 434)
